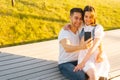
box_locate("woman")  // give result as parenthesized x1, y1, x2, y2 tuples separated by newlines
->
(64, 5, 110, 80)
(74, 5, 110, 80)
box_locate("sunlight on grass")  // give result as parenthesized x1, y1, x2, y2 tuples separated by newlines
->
(0, 0, 120, 47)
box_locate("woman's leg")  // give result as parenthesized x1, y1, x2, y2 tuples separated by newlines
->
(58, 61, 87, 80)
(86, 68, 98, 80)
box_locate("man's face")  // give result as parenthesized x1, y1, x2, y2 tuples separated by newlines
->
(70, 12, 83, 29)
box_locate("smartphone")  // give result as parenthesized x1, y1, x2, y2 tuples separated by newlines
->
(84, 32, 91, 41)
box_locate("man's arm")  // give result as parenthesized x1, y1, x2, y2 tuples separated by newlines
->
(60, 38, 81, 53)
(60, 37, 92, 53)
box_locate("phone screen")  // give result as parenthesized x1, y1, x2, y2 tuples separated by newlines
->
(84, 32, 91, 41)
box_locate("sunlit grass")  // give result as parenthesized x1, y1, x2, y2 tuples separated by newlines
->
(0, 0, 120, 47)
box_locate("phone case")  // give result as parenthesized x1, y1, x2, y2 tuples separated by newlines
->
(84, 32, 91, 41)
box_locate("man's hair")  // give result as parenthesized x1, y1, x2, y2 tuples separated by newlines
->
(70, 8, 83, 17)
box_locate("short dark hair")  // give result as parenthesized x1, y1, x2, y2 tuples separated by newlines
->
(70, 8, 83, 17)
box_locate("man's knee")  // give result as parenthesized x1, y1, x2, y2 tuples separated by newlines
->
(60, 70, 86, 80)
(58, 62, 86, 80)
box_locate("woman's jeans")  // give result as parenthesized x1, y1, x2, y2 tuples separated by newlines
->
(58, 61, 86, 80)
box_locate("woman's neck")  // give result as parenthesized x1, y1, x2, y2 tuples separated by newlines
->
(85, 23, 96, 26)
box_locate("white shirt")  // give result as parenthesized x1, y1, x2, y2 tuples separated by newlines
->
(78, 24, 110, 77)
(78, 24, 105, 58)
(83, 24, 104, 39)
(58, 29, 80, 64)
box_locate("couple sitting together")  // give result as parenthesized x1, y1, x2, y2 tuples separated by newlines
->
(58, 5, 110, 80)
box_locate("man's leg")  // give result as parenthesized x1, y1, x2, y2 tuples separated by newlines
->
(58, 61, 86, 80)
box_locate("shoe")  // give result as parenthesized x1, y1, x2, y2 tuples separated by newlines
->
(99, 77, 107, 80)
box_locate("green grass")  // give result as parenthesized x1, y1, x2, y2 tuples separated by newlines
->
(0, 0, 120, 47)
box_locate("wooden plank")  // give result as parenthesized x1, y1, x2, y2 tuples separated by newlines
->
(108, 51, 120, 72)
(0, 60, 55, 76)
(0, 63, 57, 79)
(10, 68, 60, 80)
(0, 59, 44, 71)
(0, 52, 12, 57)
(40, 72, 65, 80)
(0, 52, 118, 79)
(0, 55, 22, 62)
(28, 71, 61, 80)
(109, 69, 120, 79)
(111, 76, 120, 80)
(0, 57, 33, 66)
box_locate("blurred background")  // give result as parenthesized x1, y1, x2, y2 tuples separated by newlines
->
(0, 0, 120, 47)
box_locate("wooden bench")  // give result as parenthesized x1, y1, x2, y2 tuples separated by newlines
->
(0, 52, 68, 80)
(0, 29, 120, 80)
(0, 51, 119, 80)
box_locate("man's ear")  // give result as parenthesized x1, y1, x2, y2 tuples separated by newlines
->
(69, 15, 71, 20)
(69, 15, 72, 23)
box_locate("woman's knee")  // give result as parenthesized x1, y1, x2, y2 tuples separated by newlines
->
(86, 68, 97, 79)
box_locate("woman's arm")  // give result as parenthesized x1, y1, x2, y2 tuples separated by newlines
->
(74, 38, 101, 72)
(96, 42, 103, 62)
(63, 23, 71, 30)
(81, 38, 101, 63)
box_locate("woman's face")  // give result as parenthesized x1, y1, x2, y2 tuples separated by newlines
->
(84, 11, 95, 26)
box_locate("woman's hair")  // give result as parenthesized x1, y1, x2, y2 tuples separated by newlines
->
(84, 5, 103, 59)
(84, 5, 95, 13)
(83, 5, 96, 25)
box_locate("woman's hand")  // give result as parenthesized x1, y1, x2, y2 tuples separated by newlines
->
(63, 23, 71, 30)
(73, 62, 85, 72)
(96, 54, 103, 63)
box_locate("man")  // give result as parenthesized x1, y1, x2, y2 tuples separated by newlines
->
(58, 8, 91, 80)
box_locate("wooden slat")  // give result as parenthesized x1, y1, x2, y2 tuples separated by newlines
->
(0, 55, 22, 62)
(109, 69, 120, 79)
(10, 68, 60, 80)
(111, 76, 120, 80)
(40, 73, 66, 80)
(0, 52, 12, 57)
(28, 71, 62, 80)
(0, 60, 55, 76)
(0, 62, 57, 79)
(0, 59, 44, 71)
(0, 57, 33, 66)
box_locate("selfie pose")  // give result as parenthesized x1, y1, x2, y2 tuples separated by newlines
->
(58, 8, 91, 80)
(74, 5, 110, 80)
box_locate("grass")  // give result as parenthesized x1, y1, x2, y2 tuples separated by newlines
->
(0, 0, 120, 47)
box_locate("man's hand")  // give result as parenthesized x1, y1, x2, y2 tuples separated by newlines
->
(63, 23, 71, 30)
(80, 37, 93, 49)
(73, 62, 85, 72)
